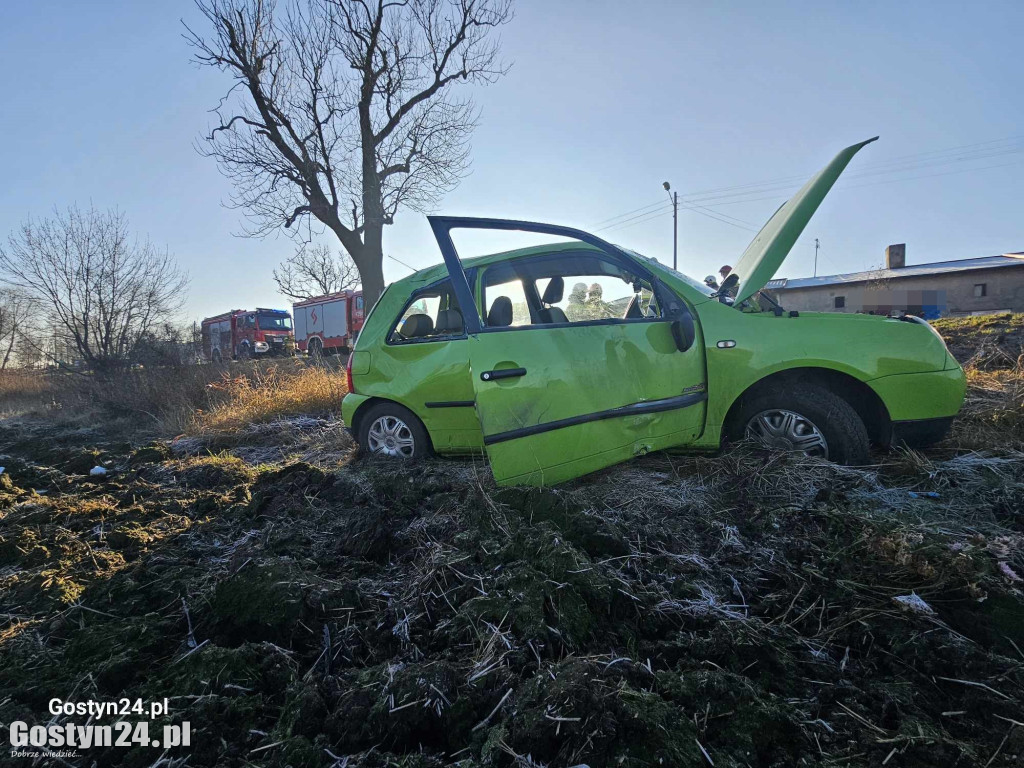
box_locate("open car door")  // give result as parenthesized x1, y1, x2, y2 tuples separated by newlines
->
(429, 218, 708, 486)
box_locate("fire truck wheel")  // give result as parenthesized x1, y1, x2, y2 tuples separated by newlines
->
(357, 402, 433, 460)
(308, 337, 324, 359)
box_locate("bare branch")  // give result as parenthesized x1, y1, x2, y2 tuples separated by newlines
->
(187, 0, 512, 304)
(0, 207, 188, 372)
(273, 242, 360, 300)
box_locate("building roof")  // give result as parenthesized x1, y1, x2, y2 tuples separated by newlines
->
(766, 252, 1024, 291)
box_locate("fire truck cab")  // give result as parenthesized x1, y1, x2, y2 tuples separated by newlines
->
(201, 308, 295, 362)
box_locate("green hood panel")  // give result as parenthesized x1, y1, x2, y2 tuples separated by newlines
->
(731, 137, 878, 304)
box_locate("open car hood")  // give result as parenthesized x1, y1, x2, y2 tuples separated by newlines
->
(730, 137, 878, 304)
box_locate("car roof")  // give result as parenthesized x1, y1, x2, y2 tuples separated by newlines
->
(399, 241, 606, 290)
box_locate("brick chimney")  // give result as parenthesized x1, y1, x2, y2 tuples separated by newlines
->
(885, 243, 906, 269)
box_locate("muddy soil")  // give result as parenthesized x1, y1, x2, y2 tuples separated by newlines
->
(1, 416, 1022, 767)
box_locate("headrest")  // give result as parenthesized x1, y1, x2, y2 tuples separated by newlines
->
(435, 308, 464, 334)
(539, 306, 568, 324)
(400, 313, 434, 338)
(487, 296, 513, 327)
(541, 276, 564, 305)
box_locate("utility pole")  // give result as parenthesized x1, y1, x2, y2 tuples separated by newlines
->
(814, 238, 820, 277)
(663, 182, 678, 270)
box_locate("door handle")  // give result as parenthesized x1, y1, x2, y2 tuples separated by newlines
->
(480, 367, 526, 382)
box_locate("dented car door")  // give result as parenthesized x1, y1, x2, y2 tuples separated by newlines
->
(430, 217, 708, 486)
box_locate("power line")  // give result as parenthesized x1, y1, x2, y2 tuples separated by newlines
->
(601, 198, 758, 234)
(678, 140, 1024, 206)
(589, 198, 667, 228)
(594, 202, 673, 232)
(599, 207, 673, 233)
(674, 134, 1024, 204)
(588, 133, 1024, 237)
(700, 154, 1024, 209)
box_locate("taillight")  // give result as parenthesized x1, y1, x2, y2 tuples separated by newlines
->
(345, 351, 356, 394)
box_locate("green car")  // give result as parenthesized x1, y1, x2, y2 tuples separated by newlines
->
(342, 138, 966, 486)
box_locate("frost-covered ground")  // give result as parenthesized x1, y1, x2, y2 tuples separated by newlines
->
(1, 412, 1022, 767)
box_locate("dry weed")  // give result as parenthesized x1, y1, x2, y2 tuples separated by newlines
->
(188, 362, 347, 435)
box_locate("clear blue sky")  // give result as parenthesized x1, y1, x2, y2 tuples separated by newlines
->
(1, 0, 1021, 321)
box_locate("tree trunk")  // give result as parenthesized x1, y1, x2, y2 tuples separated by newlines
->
(353, 228, 386, 308)
(1, 332, 14, 370)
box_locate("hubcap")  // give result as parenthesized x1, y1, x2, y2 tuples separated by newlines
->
(745, 409, 829, 458)
(367, 415, 416, 458)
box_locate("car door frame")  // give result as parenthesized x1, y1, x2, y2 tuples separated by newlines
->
(428, 216, 692, 333)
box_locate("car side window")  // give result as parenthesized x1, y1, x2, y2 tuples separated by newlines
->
(388, 280, 464, 343)
(482, 251, 662, 328)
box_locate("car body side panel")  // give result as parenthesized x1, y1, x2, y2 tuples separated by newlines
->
(689, 300, 960, 448)
(355, 342, 482, 450)
(342, 288, 483, 452)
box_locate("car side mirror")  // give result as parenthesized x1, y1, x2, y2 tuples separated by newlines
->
(671, 311, 695, 353)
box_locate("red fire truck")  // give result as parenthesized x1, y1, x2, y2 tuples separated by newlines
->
(292, 290, 366, 357)
(201, 308, 295, 362)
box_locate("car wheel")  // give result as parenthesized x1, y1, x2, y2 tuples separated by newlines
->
(357, 402, 432, 460)
(734, 383, 869, 465)
(308, 336, 324, 360)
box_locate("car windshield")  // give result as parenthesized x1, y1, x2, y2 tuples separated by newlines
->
(621, 248, 717, 297)
(258, 314, 292, 330)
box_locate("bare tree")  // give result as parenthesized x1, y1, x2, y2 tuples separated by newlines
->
(0, 289, 35, 370)
(0, 207, 189, 372)
(185, 0, 512, 306)
(274, 242, 359, 300)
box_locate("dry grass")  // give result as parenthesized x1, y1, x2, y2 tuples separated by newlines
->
(948, 358, 1024, 450)
(188, 361, 348, 435)
(0, 359, 346, 437)
(0, 365, 228, 434)
(0, 369, 54, 414)
(933, 312, 1024, 369)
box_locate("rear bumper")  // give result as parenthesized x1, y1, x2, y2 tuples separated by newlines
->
(342, 393, 371, 432)
(890, 416, 955, 448)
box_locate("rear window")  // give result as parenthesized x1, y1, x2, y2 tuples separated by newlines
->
(388, 280, 464, 343)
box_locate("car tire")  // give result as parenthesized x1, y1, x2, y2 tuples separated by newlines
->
(308, 336, 324, 360)
(357, 402, 433, 460)
(732, 383, 870, 465)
